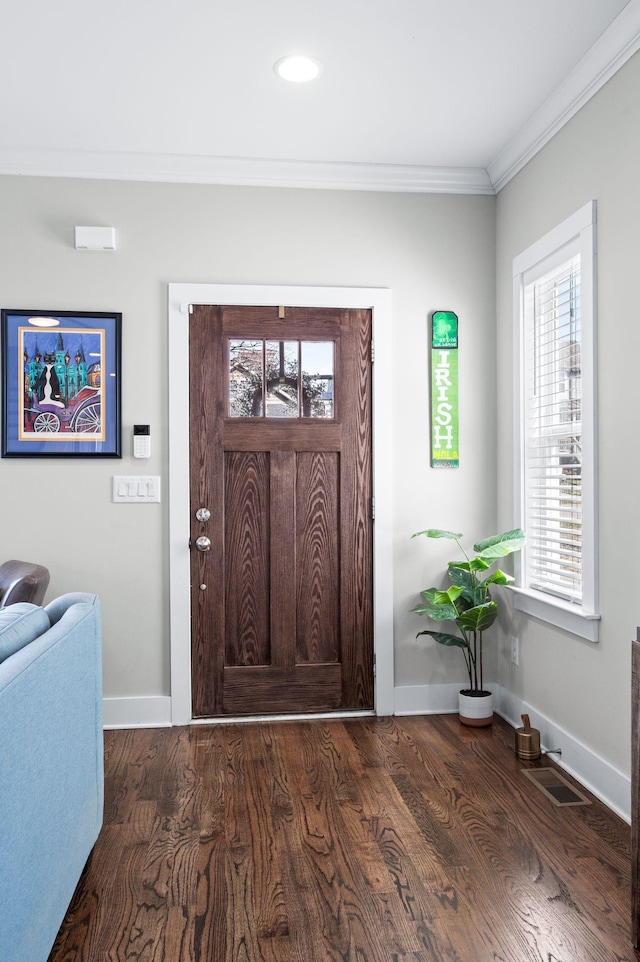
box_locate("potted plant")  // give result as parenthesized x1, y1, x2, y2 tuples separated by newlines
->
(411, 528, 525, 726)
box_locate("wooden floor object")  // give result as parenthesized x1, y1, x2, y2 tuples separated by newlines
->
(49, 714, 637, 962)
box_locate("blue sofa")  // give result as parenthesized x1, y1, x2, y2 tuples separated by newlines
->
(0, 592, 103, 962)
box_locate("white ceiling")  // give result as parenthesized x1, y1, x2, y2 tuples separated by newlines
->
(1, 0, 638, 193)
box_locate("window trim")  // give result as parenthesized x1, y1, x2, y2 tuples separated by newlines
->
(512, 201, 600, 643)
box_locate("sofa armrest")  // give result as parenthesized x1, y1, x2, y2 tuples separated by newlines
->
(45, 591, 99, 626)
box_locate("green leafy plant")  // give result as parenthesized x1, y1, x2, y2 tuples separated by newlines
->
(411, 528, 525, 693)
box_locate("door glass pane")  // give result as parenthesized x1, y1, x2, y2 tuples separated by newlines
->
(265, 341, 299, 417)
(228, 338, 335, 418)
(301, 341, 334, 418)
(229, 339, 263, 416)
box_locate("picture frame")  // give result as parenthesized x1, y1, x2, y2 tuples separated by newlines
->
(1, 309, 122, 457)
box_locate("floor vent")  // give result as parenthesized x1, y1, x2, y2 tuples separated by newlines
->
(522, 767, 591, 807)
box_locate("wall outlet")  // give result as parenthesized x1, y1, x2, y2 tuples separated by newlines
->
(510, 637, 520, 666)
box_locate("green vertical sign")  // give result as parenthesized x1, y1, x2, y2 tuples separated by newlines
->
(431, 311, 459, 468)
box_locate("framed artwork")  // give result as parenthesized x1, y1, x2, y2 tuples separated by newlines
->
(1, 309, 121, 457)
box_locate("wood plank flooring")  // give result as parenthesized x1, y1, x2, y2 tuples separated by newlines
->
(48, 715, 638, 962)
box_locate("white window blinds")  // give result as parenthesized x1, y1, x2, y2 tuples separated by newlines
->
(513, 200, 599, 640)
(523, 254, 582, 603)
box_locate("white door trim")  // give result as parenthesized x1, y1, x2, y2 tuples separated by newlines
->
(168, 283, 394, 724)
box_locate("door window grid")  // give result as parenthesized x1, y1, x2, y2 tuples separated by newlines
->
(229, 339, 334, 418)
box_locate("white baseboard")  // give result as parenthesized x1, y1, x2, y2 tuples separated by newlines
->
(102, 687, 631, 823)
(103, 696, 172, 729)
(495, 688, 630, 824)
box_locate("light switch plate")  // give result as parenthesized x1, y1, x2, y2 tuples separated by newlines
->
(112, 476, 161, 503)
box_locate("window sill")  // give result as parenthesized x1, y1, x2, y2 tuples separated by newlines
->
(508, 586, 600, 643)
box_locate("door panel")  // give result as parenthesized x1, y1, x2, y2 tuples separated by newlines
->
(189, 304, 372, 717)
(296, 451, 339, 664)
(222, 664, 343, 715)
(224, 450, 269, 666)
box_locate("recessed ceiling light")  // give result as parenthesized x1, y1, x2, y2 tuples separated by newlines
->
(274, 55, 322, 83)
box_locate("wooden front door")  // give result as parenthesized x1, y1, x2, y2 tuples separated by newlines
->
(188, 305, 373, 717)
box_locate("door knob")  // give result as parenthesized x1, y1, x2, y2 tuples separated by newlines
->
(195, 536, 211, 552)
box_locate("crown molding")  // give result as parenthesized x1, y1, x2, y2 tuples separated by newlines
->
(0, 146, 494, 195)
(488, 0, 640, 192)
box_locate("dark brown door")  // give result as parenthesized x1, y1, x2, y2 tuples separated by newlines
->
(189, 305, 373, 717)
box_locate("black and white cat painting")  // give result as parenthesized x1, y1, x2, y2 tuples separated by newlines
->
(34, 352, 65, 408)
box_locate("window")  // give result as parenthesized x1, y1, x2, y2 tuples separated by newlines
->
(228, 339, 334, 418)
(512, 201, 599, 641)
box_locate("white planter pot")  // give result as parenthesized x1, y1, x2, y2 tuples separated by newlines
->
(458, 690, 493, 727)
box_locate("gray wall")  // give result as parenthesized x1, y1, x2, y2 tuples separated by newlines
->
(496, 51, 640, 775)
(0, 179, 496, 700)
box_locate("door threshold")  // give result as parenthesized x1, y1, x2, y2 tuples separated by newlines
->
(189, 709, 376, 726)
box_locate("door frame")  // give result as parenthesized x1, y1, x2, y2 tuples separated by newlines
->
(168, 283, 393, 724)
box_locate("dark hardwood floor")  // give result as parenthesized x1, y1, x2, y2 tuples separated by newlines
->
(49, 714, 638, 962)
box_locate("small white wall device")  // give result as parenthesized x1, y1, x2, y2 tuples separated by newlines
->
(74, 226, 117, 251)
(133, 424, 151, 458)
